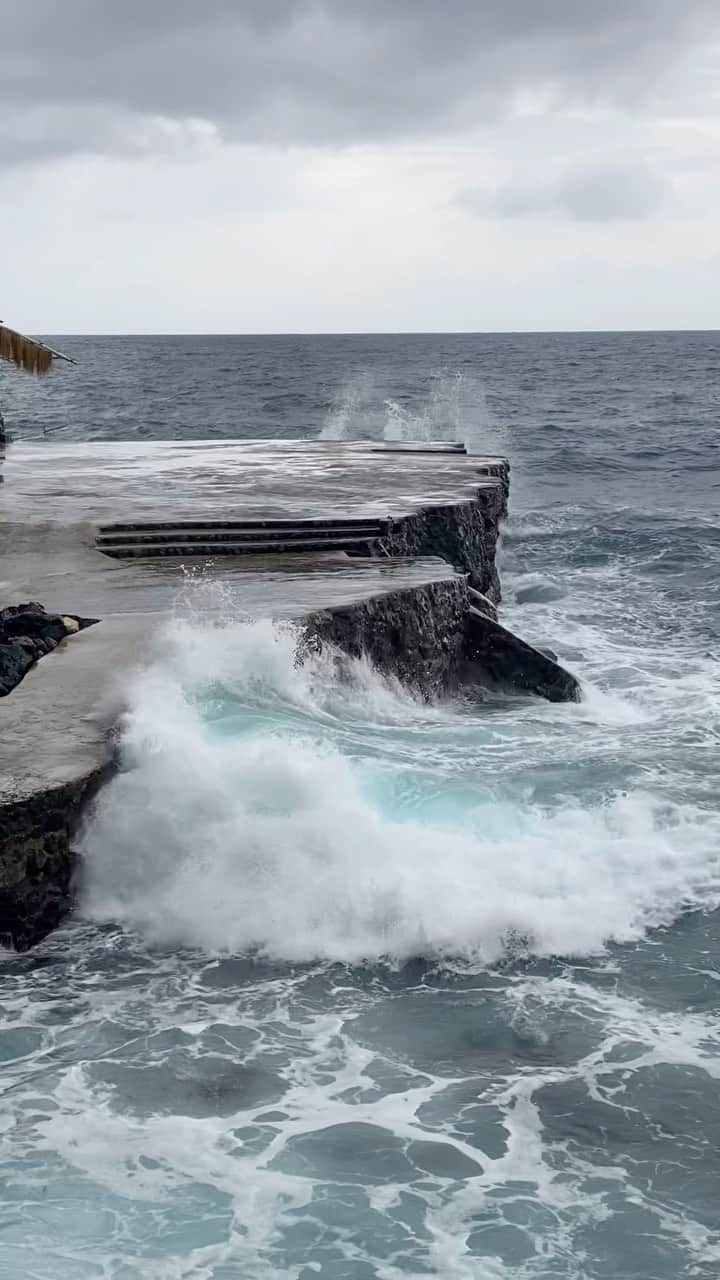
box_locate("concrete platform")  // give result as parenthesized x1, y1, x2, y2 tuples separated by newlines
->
(0, 438, 505, 526)
(0, 439, 507, 619)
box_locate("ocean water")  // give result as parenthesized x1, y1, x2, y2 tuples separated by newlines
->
(1, 332, 720, 1279)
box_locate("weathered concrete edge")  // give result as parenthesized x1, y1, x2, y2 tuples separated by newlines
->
(0, 612, 156, 948)
(0, 763, 113, 950)
(383, 464, 508, 601)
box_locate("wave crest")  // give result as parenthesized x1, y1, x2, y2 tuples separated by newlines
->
(80, 619, 720, 964)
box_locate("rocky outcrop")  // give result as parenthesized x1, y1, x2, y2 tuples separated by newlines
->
(0, 603, 97, 696)
(462, 607, 581, 703)
(304, 586, 580, 705)
(304, 577, 469, 700)
(0, 766, 110, 950)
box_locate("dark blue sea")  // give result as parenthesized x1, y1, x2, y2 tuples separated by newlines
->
(1, 333, 720, 1279)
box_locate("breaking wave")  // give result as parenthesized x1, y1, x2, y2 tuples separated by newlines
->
(80, 617, 720, 964)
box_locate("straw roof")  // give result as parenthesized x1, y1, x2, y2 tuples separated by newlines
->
(0, 324, 60, 375)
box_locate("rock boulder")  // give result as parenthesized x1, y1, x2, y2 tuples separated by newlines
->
(462, 606, 581, 703)
(0, 603, 97, 697)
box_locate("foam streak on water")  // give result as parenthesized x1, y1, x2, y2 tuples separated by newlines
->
(1, 574, 715, 1277)
(1, 332, 720, 1278)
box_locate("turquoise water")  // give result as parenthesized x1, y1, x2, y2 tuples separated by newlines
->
(1, 332, 720, 1277)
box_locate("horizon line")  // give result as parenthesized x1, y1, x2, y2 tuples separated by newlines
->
(31, 327, 720, 338)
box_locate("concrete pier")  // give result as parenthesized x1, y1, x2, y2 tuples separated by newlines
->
(0, 437, 577, 948)
(0, 438, 507, 612)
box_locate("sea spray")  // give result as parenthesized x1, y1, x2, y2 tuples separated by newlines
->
(320, 369, 496, 451)
(79, 617, 720, 963)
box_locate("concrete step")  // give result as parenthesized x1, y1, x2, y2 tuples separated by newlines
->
(97, 517, 388, 535)
(96, 523, 385, 547)
(369, 442, 467, 454)
(97, 536, 380, 560)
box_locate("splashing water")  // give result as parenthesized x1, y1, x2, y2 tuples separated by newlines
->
(320, 369, 496, 453)
(27, 584, 715, 1280)
(80, 616, 720, 965)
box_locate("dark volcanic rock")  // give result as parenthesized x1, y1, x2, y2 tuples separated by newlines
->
(462, 607, 581, 703)
(383, 475, 508, 602)
(2, 610, 69, 642)
(0, 603, 97, 697)
(0, 643, 36, 696)
(0, 768, 110, 950)
(303, 578, 469, 700)
(303, 575, 580, 706)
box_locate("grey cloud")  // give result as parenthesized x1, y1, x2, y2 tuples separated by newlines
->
(1, 1, 719, 164)
(554, 166, 668, 221)
(458, 162, 669, 222)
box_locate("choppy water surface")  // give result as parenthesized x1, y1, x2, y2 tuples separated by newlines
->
(1, 332, 720, 1278)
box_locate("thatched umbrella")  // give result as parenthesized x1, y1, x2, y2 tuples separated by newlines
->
(0, 323, 75, 376)
(0, 323, 76, 443)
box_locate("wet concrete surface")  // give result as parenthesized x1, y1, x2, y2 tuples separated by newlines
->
(1, 440, 489, 802)
(0, 439, 497, 619)
(0, 617, 147, 803)
(1, 539, 462, 622)
(0, 439, 505, 525)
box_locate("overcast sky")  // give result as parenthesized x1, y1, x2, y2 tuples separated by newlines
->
(2, 1, 720, 332)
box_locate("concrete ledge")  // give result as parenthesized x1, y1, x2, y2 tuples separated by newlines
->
(0, 617, 154, 949)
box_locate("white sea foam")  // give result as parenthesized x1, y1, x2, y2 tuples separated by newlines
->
(80, 617, 720, 964)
